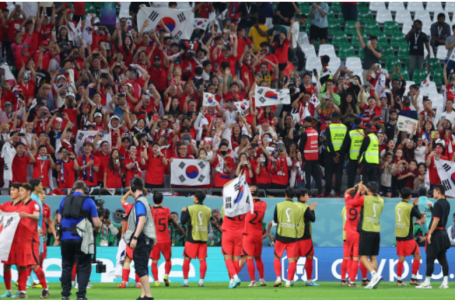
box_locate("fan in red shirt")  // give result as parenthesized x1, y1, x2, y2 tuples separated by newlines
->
(123, 145, 145, 187)
(150, 193, 184, 286)
(426, 143, 448, 185)
(145, 143, 168, 189)
(242, 186, 267, 286)
(215, 45, 238, 76)
(103, 149, 123, 190)
(77, 142, 101, 187)
(149, 56, 169, 93)
(212, 144, 235, 188)
(11, 142, 35, 183)
(32, 145, 56, 188)
(95, 141, 111, 186)
(56, 147, 78, 190)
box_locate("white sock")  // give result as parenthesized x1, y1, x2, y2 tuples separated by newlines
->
(443, 276, 449, 285)
(183, 279, 188, 284)
(233, 274, 239, 280)
(199, 279, 204, 284)
(285, 279, 291, 286)
(6, 290, 11, 293)
(371, 271, 377, 276)
(165, 274, 168, 277)
(411, 274, 417, 279)
(363, 277, 368, 280)
(260, 278, 264, 281)
(276, 276, 281, 282)
(424, 276, 431, 284)
(397, 276, 402, 281)
(229, 279, 234, 285)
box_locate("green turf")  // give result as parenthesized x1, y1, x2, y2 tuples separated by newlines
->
(9, 281, 452, 299)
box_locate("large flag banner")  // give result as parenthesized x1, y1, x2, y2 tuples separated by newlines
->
(0, 213, 21, 261)
(137, 7, 194, 40)
(255, 87, 291, 107)
(171, 159, 210, 185)
(234, 100, 250, 114)
(82, 14, 93, 47)
(420, 73, 431, 89)
(435, 160, 455, 198)
(75, 131, 112, 157)
(223, 175, 254, 217)
(202, 92, 218, 107)
(193, 18, 210, 30)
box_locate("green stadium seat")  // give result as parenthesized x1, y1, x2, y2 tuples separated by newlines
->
(432, 68, 444, 85)
(338, 43, 356, 60)
(357, 2, 367, 9)
(376, 33, 388, 45)
(344, 21, 357, 35)
(428, 58, 443, 72)
(331, 2, 341, 12)
(382, 21, 400, 35)
(358, 8, 373, 22)
(390, 33, 407, 47)
(385, 57, 401, 73)
(381, 45, 395, 58)
(397, 45, 410, 60)
(363, 20, 380, 36)
(412, 69, 428, 85)
(329, 27, 343, 37)
(377, 41, 390, 51)
(399, 69, 410, 81)
(331, 33, 348, 47)
(358, 48, 365, 59)
(298, 2, 310, 13)
(337, 13, 345, 23)
(351, 33, 367, 48)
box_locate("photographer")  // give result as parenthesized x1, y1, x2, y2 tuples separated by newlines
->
(208, 208, 222, 247)
(96, 208, 121, 247)
(169, 212, 186, 246)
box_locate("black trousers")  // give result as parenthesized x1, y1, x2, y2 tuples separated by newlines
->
(361, 163, 378, 185)
(304, 160, 322, 194)
(133, 238, 153, 278)
(289, 46, 306, 71)
(347, 159, 359, 188)
(61, 239, 92, 298)
(325, 154, 344, 196)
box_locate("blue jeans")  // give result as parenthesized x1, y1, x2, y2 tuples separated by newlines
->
(446, 58, 455, 77)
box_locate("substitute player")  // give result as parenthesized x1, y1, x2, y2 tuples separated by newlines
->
(273, 187, 300, 287)
(294, 188, 318, 287)
(394, 187, 422, 286)
(0, 183, 23, 298)
(351, 181, 384, 289)
(180, 191, 211, 287)
(242, 186, 267, 287)
(151, 192, 183, 287)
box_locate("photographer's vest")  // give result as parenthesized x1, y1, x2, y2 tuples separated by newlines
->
(276, 201, 300, 238)
(349, 129, 364, 160)
(188, 204, 211, 242)
(61, 195, 93, 228)
(359, 133, 379, 164)
(295, 201, 311, 239)
(303, 127, 319, 161)
(125, 196, 157, 242)
(395, 201, 413, 238)
(360, 195, 384, 232)
(328, 123, 347, 152)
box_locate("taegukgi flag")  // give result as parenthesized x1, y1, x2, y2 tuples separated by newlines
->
(193, 18, 210, 30)
(255, 87, 291, 107)
(137, 7, 194, 40)
(0, 212, 21, 261)
(435, 159, 455, 198)
(202, 92, 218, 107)
(171, 159, 211, 185)
(234, 100, 250, 114)
(223, 175, 254, 217)
(75, 131, 112, 157)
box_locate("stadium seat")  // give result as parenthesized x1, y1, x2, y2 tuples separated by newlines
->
(403, 80, 415, 96)
(328, 57, 341, 73)
(432, 68, 444, 85)
(420, 81, 439, 97)
(383, 21, 400, 35)
(330, 2, 341, 12)
(301, 44, 317, 58)
(397, 45, 410, 60)
(395, 68, 410, 81)
(385, 58, 401, 73)
(318, 44, 337, 60)
(358, 8, 373, 22)
(358, 48, 364, 59)
(445, 3, 455, 14)
(388, 2, 405, 12)
(407, 2, 424, 12)
(381, 44, 395, 58)
(431, 94, 444, 108)
(305, 57, 322, 72)
(331, 33, 348, 47)
(401, 20, 413, 35)
(436, 45, 448, 60)
(363, 20, 380, 36)
(337, 13, 345, 24)
(428, 58, 443, 72)
(412, 68, 428, 84)
(346, 57, 363, 71)
(426, 2, 444, 13)
(344, 20, 357, 35)
(298, 32, 310, 46)
(376, 33, 388, 45)
(390, 33, 407, 47)
(414, 10, 431, 22)
(375, 10, 393, 24)
(357, 2, 367, 10)
(338, 44, 356, 60)
(328, 23, 342, 36)
(350, 33, 367, 48)
(298, 2, 310, 14)
(422, 22, 432, 37)
(395, 10, 413, 25)
(369, 2, 386, 12)
(431, 10, 449, 22)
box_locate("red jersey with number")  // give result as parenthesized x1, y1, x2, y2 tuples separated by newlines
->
(1, 200, 22, 212)
(222, 208, 245, 233)
(244, 199, 267, 236)
(16, 199, 40, 242)
(344, 194, 361, 235)
(153, 206, 171, 244)
(42, 203, 51, 231)
(58, 159, 77, 189)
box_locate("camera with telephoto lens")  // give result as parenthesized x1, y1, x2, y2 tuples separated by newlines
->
(92, 257, 106, 273)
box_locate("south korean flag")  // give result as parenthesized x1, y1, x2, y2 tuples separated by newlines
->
(202, 92, 218, 107)
(420, 73, 431, 89)
(171, 159, 211, 185)
(194, 18, 209, 30)
(234, 100, 250, 115)
(255, 86, 291, 107)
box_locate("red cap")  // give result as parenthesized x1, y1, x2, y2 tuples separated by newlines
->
(262, 119, 270, 124)
(82, 104, 91, 109)
(40, 41, 48, 46)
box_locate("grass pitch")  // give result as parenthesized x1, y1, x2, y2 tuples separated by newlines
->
(9, 281, 452, 299)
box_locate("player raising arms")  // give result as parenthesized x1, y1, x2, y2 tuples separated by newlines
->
(294, 188, 318, 286)
(394, 187, 422, 286)
(273, 187, 301, 288)
(0, 183, 23, 298)
(242, 186, 267, 287)
(351, 181, 384, 289)
(150, 192, 183, 287)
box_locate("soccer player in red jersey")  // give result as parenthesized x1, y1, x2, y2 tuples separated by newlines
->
(0, 183, 22, 298)
(150, 192, 183, 287)
(242, 186, 267, 287)
(294, 189, 318, 287)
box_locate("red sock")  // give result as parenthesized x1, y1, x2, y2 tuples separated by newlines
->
(135, 273, 140, 283)
(273, 259, 281, 277)
(412, 258, 420, 276)
(72, 264, 77, 281)
(225, 259, 237, 277)
(122, 269, 130, 282)
(34, 267, 47, 289)
(233, 260, 240, 274)
(396, 261, 404, 278)
(4, 269, 11, 290)
(305, 258, 313, 280)
(348, 260, 359, 283)
(27, 267, 32, 277)
(18, 271, 27, 291)
(360, 261, 368, 279)
(255, 257, 264, 279)
(347, 259, 353, 281)
(246, 259, 256, 281)
(183, 260, 190, 280)
(341, 259, 348, 280)
(199, 260, 207, 280)
(165, 259, 172, 275)
(287, 261, 296, 281)
(151, 262, 159, 281)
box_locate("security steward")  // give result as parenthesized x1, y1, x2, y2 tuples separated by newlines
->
(324, 111, 348, 197)
(298, 116, 323, 197)
(346, 117, 364, 188)
(358, 123, 379, 184)
(124, 177, 156, 300)
(57, 181, 101, 300)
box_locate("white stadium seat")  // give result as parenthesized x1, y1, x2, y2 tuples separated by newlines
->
(407, 2, 424, 12)
(388, 2, 405, 12)
(404, 81, 415, 96)
(414, 10, 431, 22)
(424, 46, 435, 59)
(402, 21, 412, 35)
(436, 45, 448, 60)
(305, 58, 322, 72)
(318, 44, 337, 60)
(345, 57, 362, 71)
(425, 2, 444, 13)
(301, 44, 317, 59)
(445, 3, 455, 14)
(369, 2, 386, 11)
(327, 57, 341, 74)
(395, 10, 412, 25)
(376, 10, 393, 24)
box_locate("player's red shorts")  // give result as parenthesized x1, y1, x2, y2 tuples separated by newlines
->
(126, 245, 134, 259)
(274, 240, 296, 258)
(15, 238, 40, 267)
(343, 233, 360, 258)
(397, 239, 420, 257)
(221, 232, 243, 256)
(296, 239, 314, 257)
(184, 242, 207, 259)
(242, 234, 263, 257)
(150, 242, 172, 260)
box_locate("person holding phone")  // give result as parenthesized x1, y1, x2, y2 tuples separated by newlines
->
(31, 145, 55, 188)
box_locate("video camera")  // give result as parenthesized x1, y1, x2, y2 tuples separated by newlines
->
(91, 255, 106, 273)
(94, 199, 110, 219)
